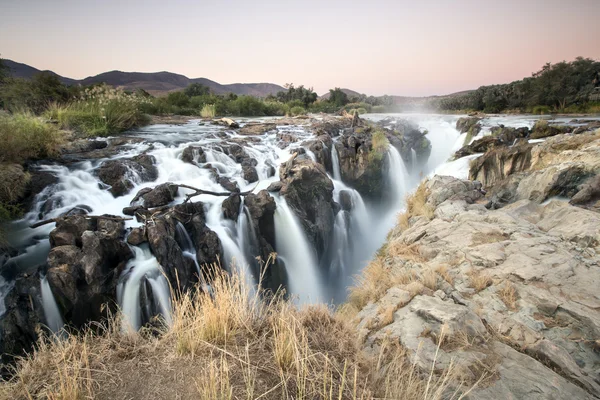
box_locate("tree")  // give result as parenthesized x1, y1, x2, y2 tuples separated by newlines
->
(0, 57, 8, 84)
(275, 84, 317, 107)
(328, 88, 348, 107)
(184, 83, 210, 97)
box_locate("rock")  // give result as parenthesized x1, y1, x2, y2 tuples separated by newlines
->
(60, 204, 93, 217)
(456, 116, 482, 135)
(267, 181, 283, 192)
(21, 169, 59, 210)
(469, 144, 533, 188)
(212, 118, 240, 129)
(305, 134, 333, 173)
(239, 122, 277, 135)
(279, 158, 336, 260)
(339, 190, 353, 211)
(47, 215, 133, 327)
(181, 146, 206, 164)
(97, 154, 158, 197)
(454, 126, 530, 159)
(127, 227, 147, 246)
(242, 165, 259, 183)
(530, 120, 572, 139)
(222, 194, 241, 221)
(0, 273, 46, 373)
(218, 176, 240, 193)
(131, 183, 178, 208)
(570, 174, 600, 206)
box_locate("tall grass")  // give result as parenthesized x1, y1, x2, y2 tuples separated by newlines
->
(0, 112, 64, 164)
(46, 85, 150, 137)
(200, 104, 216, 119)
(1, 266, 478, 399)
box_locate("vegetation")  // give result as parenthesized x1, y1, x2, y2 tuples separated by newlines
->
(0, 268, 476, 399)
(0, 72, 72, 114)
(436, 57, 600, 113)
(0, 112, 63, 163)
(269, 84, 318, 107)
(328, 88, 349, 107)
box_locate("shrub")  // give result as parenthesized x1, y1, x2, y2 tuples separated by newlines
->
(357, 107, 367, 115)
(372, 105, 387, 113)
(0, 112, 64, 163)
(289, 105, 306, 116)
(200, 104, 216, 118)
(166, 91, 190, 108)
(532, 105, 551, 115)
(48, 85, 151, 136)
(0, 73, 71, 114)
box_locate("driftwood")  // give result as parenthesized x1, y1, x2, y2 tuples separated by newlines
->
(174, 183, 259, 203)
(30, 215, 133, 229)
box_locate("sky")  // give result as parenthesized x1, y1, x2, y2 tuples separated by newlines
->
(0, 0, 599, 97)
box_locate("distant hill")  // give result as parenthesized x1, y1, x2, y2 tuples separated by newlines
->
(319, 88, 363, 100)
(2, 59, 286, 97)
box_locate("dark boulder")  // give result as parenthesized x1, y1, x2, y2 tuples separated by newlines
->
(242, 165, 259, 183)
(279, 158, 336, 261)
(267, 181, 283, 192)
(530, 120, 571, 139)
(131, 183, 178, 208)
(456, 116, 482, 135)
(339, 190, 353, 211)
(469, 144, 533, 188)
(181, 146, 206, 164)
(97, 154, 158, 197)
(222, 194, 241, 221)
(127, 227, 147, 246)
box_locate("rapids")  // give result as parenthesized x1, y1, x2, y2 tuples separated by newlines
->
(2, 113, 560, 330)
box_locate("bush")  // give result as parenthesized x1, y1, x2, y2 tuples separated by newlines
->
(371, 105, 387, 113)
(0, 73, 71, 114)
(200, 104, 216, 118)
(357, 107, 368, 115)
(48, 85, 151, 136)
(0, 112, 64, 163)
(532, 105, 551, 115)
(289, 106, 306, 116)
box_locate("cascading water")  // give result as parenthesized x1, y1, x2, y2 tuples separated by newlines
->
(331, 145, 342, 181)
(386, 146, 410, 202)
(1, 113, 477, 331)
(273, 197, 324, 303)
(119, 246, 172, 332)
(175, 221, 201, 275)
(40, 275, 64, 333)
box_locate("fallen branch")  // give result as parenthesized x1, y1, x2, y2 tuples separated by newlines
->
(30, 215, 133, 229)
(174, 182, 260, 203)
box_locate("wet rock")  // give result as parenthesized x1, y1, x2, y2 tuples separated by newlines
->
(242, 165, 259, 183)
(469, 144, 533, 188)
(61, 204, 93, 217)
(127, 227, 147, 246)
(21, 169, 59, 210)
(97, 154, 158, 197)
(181, 146, 206, 164)
(456, 116, 482, 135)
(239, 122, 277, 135)
(530, 120, 571, 139)
(267, 181, 283, 192)
(305, 134, 333, 173)
(279, 158, 336, 260)
(131, 183, 178, 208)
(570, 174, 600, 206)
(339, 190, 353, 211)
(47, 215, 133, 327)
(222, 194, 241, 221)
(0, 272, 46, 373)
(218, 176, 240, 193)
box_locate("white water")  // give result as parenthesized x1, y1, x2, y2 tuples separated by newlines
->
(4, 113, 494, 328)
(274, 197, 324, 303)
(40, 275, 64, 333)
(119, 246, 172, 332)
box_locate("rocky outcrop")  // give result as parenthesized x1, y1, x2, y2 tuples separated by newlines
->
(530, 120, 571, 139)
(469, 143, 533, 188)
(382, 118, 431, 168)
(181, 146, 206, 164)
(356, 175, 600, 399)
(46, 215, 133, 327)
(456, 116, 482, 136)
(279, 157, 336, 261)
(239, 122, 277, 135)
(0, 272, 46, 374)
(97, 154, 158, 197)
(454, 126, 530, 159)
(131, 183, 178, 208)
(303, 134, 333, 173)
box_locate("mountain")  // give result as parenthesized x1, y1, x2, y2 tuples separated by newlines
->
(2, 59, 286, 97)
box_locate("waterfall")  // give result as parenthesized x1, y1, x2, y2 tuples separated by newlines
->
(119, 246, 172, 332)
(331, 145, 342, 181)
(40, 275, 64, 333)
(331, 211, 350, 275)
(387, 146, 409, 203)
(175, 221, 201, 275)
(274, 197, 324, 303)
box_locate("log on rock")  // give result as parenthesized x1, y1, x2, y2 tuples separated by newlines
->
(173, 183, 259, 203)
(30, 215, 132, 229)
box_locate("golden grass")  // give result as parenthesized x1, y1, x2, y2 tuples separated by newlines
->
(470, 231, 509, 246)
(420, 269, 439, 291)
(467, 270, 492, 293)
(435, 264, 454, 285)
(387, 241, 426, 262)
(398, 181, 435, 230)
(497, 281, 518, 311)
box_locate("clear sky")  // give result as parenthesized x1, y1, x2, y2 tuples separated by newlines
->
(1, 0, 598, 96)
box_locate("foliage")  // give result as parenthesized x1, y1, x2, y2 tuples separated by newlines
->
(437, 57, 600, 113)
(328, 87, 349, 107)
(0, 56, 8, 84)
(0, 112, 64, 163)
(47, 85, 151, 136)
(289, 105, 306, 116)
(271, 84, 318, 107)
(0, 73, 72, 114)
(184, 82, 210, 97)
(200, 104, 216, 118)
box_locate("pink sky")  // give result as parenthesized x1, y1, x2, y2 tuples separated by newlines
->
(1, 0, 598, 96)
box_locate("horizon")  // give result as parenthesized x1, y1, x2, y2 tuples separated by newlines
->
(1, 0, 599, 97)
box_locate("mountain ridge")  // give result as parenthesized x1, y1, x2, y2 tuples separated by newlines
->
(2, 59, 286, 97)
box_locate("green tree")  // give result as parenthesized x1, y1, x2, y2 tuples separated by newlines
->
(0, 57, 8, 84)
(328, 88, 349, 107)
(184, 83, 210, 97)
(166, 91, 190, 107)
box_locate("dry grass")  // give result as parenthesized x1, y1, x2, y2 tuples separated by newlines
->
(435, 264, 454, 285)
(470, 231, 509, 246)
(420, 269, 439, 291)
(347, 257, 391, 310)
(497, 281, 518, 311)
(387, 241, 426, 262)
(1, 266, 483, 400)
(398, 181, 435, 230)
(467, 270, 492, 293)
